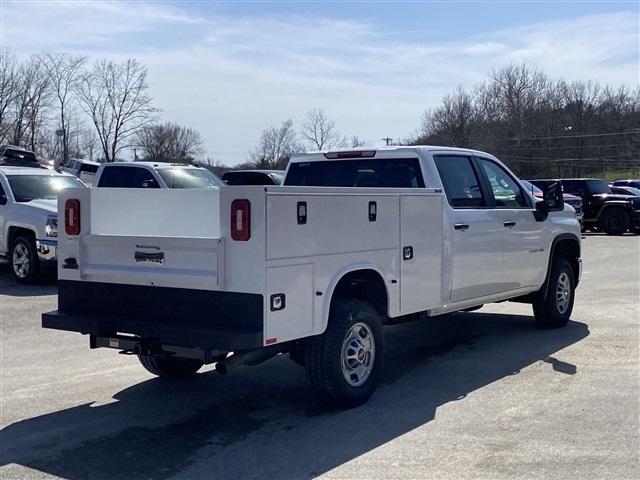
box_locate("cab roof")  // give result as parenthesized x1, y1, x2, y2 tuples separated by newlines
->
(290, 146, 494, 162)
(105, 161, 203, 169)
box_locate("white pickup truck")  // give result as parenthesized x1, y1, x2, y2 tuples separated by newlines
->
(0, 167, 86, 283)
(43, 147, 581, 408)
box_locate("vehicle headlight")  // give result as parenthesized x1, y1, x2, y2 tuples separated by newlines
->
(45, 217, 58, 237)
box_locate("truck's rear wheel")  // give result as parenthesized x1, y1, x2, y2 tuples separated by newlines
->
(305, 299, 384, 408)
(600, 208, 629, 235)
(533, 257, 575, 328)
(10, 235, 41, 284)
(138, 355, 203, 379)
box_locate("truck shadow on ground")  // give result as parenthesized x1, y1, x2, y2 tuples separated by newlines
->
(1, 311, 589, 480)
(0, 266, 57, 297)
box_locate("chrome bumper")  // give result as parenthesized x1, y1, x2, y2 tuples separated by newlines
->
(36, 239, 57, 265)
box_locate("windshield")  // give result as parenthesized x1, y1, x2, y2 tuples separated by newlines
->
(521, 180, 543, 195)
(156, 168, 224, 189)
(7, 175, 85, 202)
(586, 179, 611, 195)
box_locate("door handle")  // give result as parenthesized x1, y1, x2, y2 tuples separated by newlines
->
(454, 223, 469, 231)
(503, 221, 516, 228)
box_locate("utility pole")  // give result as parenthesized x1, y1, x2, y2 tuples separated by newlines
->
(382, 137, 393, 146)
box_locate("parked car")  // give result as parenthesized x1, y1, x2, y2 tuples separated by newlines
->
(44, 146, 581, 408)
(0, 167, 86, 283)
(612, 179, 640, 189)
(94, 162, 225, 189)
(522, 180, 583, 226)
(530, 178, 640, 235)
(610, 185, 640, 197)
(60, 158, 100, 185)
(0, 145, 40, 168)
(222, 170, 285, 186)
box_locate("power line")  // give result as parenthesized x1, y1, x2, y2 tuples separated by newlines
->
(493, 130, 640, 142)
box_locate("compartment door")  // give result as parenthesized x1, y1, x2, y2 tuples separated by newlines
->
(265, 264, 314, 344)
(400, 195, 443, 313)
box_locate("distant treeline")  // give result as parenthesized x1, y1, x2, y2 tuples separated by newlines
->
(412, 64, 640, 179)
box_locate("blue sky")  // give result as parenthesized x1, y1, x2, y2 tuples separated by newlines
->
(2, 1, 638, 163)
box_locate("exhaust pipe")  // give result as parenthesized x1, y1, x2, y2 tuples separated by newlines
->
(216, 345, 282, 375)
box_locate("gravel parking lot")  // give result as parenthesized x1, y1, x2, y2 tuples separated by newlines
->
(1, 234, 638, 480)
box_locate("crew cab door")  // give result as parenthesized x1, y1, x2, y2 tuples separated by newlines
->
(475, 157, 546, 289)
(434, 154, 505, 302)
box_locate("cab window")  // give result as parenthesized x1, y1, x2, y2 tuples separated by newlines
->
(433, 155, 485, 208)
(476, 158, 529, 208)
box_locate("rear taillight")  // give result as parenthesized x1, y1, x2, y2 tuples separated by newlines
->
(230, 199, 250, 241)
(65, 199, 81, 235)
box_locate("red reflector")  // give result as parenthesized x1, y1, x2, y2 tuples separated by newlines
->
(65, 199, 81, 235)
(230, 199, 251, 241)
(265, 337, 278, 345)
(324, 150, 376, 159)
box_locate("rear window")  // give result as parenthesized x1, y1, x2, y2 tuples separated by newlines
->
(284, 158, 424, 188)
(79, 163, 98, 173)
(223, 172, 274, 186)
(3, 148, 37, 163)
(97, 166, 136, 187)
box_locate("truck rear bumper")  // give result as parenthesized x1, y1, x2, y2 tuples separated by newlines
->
(42, 280, 264, 351)
(42, 310, 263, 351)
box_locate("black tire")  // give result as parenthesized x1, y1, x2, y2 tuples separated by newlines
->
(533, 257, 575, 328)
(599, 208, 630, 235)
(10, 235, 41, 284)
(138, 355, 203, 379)
(630, 225, 640, 235)
(305, 299, 384, 409)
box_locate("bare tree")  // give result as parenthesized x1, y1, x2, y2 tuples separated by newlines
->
(136, 122, 203, 163)
(250, 119, 301, 169)
(351, 135, 365, 148)
(0, 48, 19, 143)
(301, 108, 347, 150)
(40, 52, 86, 162)
(77, 58, 156, 162)
(419, 86, 475, 147)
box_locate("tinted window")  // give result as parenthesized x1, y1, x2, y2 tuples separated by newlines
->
(434, 155, 484, 208)
(98, 166, 135, 187)
(223, 172, 273, 185)
(131, 168, 159, 188)
(585, 179, 610, 195)
(477, 158, 529, 208)
(559, 180, 584, 196)
(80, 163, 98, 173)
(7, 175, 85, 202)
(284, 158, 424, 188)
(3, 148, 37, 163)
(157, 168, 224, 189)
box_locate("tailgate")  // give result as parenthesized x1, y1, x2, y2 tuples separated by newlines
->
(58, 188, 224, 290)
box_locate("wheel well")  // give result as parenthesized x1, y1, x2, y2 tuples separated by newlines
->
(8, 227, 35, 249)
(331, 269, 388, 319)
(553, 238, 580, 286)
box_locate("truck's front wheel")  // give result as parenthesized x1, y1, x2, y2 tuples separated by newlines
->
(600, 208, 629, 235)
(10, 235, 41, 284)
(138, 355, 203, 379)
(305, 299, 384, 409)
(533, 257, 575, 328)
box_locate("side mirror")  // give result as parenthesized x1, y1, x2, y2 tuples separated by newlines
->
(0, 194, 7, 205)
(541, 181, 564, 212)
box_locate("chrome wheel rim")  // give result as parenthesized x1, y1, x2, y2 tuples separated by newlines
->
(12, 243, 30, 279)
(555, 272, 571, 314)
(340, 322, 375, 387)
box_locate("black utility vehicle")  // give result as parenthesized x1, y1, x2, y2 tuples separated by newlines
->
(531, 178, 640, 235)
(0, 145, 40, 168)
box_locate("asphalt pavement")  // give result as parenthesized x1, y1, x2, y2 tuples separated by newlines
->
(0, 233, 638, 479)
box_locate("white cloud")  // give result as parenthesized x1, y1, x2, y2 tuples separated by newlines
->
(1, 2, 638, 163)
